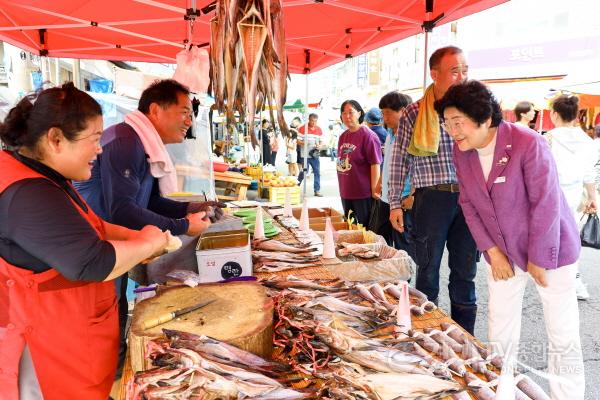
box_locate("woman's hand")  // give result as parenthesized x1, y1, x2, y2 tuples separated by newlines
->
(138, 225, 169, 258)
(487, 246, 514, 281)
(527, 261, 547, 287)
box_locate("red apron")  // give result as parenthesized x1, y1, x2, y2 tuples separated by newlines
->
(0, 151, 118, 400)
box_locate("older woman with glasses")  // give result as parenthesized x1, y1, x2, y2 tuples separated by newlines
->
(435, 80, 585, 400)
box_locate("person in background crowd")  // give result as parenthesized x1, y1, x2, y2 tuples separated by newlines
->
(298, 113, 324, 197)
(75, 79, 221, 379)
(374, 91, 413, 255)
(286, 130, 299, 176)
(328, 124, 338, 161)
(435, 80, 585, 400)
(514, 100, 536, 128)
(337, 100, 382, 225)
(546, 94, 597, 300)
(364, 107, 387, 148)
(270, 128, 279, 166)
(388, 46, 478, 334)
(260, 119, 273, 165)
(0, 83, 171, 399)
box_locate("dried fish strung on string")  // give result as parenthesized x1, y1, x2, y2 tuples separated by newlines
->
(209, 0, 290, 150)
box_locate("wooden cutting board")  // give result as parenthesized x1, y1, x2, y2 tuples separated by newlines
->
(129, 281, 273, 372)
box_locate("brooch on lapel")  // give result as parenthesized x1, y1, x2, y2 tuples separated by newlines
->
(497, 156, 509, 166)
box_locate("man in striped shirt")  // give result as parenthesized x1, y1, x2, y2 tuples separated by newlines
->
(388, 46, 478, 334)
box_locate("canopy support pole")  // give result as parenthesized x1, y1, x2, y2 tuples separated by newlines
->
(72, 59, 81, 89)
(422, 30, 429, 94)
(54, 57, 60, 85)
(302, 49, 310, 200)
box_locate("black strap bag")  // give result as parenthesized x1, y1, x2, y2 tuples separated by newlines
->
(581, 213, 600, 249)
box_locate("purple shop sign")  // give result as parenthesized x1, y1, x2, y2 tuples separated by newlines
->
(469, 36, 600, 68)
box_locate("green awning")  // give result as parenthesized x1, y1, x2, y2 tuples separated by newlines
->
(283, 99, 304, 110)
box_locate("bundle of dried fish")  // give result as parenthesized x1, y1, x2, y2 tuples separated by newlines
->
(331, 363, 467, 400)
(253, 250, 321, 264)
(127, 329, 313, 399)
(209, 0, 290, 147)
(337, 242, 379, 259)
(253, 238, 317, 253)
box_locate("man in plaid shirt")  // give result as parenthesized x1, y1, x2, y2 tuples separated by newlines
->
(388, 46, 478, 334)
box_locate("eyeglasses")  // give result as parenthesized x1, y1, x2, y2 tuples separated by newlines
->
(441, 118, 467, 132)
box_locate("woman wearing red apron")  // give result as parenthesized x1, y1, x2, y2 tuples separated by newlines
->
(0, 83, 171, 399)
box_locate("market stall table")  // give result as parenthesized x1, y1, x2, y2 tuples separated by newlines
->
(116, 210, 507, 400)
(213, 170, 253, 201)
(175, 165, 252, 201)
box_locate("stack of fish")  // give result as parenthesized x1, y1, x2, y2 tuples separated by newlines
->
(127, 330, 310, 399)
(252, 238, 321, 272)
(263, 276, 551, 400)
(209, 0, 289, 148)
(127, 275, 551, 399)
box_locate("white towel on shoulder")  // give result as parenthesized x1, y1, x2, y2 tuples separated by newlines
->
(124, 110, 178, 196)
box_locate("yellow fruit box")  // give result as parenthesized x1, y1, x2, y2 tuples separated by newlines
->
(269, 186, 301, 205)
(244, 166, 262, 180)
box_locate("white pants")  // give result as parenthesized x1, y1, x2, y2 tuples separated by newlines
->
(487, 263, 584, 400)
(18, 345, 43, 400)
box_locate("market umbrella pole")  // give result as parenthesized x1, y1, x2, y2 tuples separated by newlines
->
(302, 72, 309, 199)
(422, 29, 429, 94)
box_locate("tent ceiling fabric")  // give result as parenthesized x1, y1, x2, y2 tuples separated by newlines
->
(0, 0, 507, 73)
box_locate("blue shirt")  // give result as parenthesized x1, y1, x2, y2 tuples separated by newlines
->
(382, 131, 411, 203)
(74, 122, 190, 235)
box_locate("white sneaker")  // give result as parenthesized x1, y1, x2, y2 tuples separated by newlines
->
(575, 277, 590, 300)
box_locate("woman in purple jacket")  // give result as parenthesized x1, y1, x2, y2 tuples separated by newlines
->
(435, 80, 584, 399)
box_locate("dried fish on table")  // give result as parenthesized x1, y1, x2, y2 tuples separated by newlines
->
(332, 364, 466, 400)
(337, 242, 379, 259)
(253, 238, 317, 253)
(253, 250, 320, 263)
(256, 261, 320, 272)
(164, 329, 290, 374)
(384, 282, 437, 312)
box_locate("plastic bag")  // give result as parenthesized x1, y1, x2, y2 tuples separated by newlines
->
(172, 47, 210, 94)
(581, 213, 600, 249)
(367, 199, 385, 233)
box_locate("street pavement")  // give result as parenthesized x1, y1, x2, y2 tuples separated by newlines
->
(252, 155, 600, 399)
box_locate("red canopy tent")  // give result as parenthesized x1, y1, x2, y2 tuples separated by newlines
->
(0, 0, 508, 74)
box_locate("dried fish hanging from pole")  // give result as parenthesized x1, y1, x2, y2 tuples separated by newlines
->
(209, 0, 290, 154)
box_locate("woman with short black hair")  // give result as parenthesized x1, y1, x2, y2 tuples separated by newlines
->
(336, 100, 381, 225)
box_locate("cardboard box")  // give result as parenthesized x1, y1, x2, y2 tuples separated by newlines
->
(292, 207, 343, 219)
(195, 230, 252, 282)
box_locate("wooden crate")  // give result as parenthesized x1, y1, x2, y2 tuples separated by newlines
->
(269, 186, 301, 205)
(291, 206, 343, 219)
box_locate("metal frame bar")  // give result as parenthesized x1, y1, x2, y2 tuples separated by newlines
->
(50, 30, 175, 61)
(0, 18, 182, 32)
(286, 41, 345, 59)
(5, 2, 182, 48)
(0, 7, 39, 49)
(352, 0, 419, 55)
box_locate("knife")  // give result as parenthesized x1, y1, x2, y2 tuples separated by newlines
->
(142, 299, 216, 330)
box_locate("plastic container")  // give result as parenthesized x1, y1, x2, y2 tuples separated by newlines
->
(212, 161, 230, 172)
